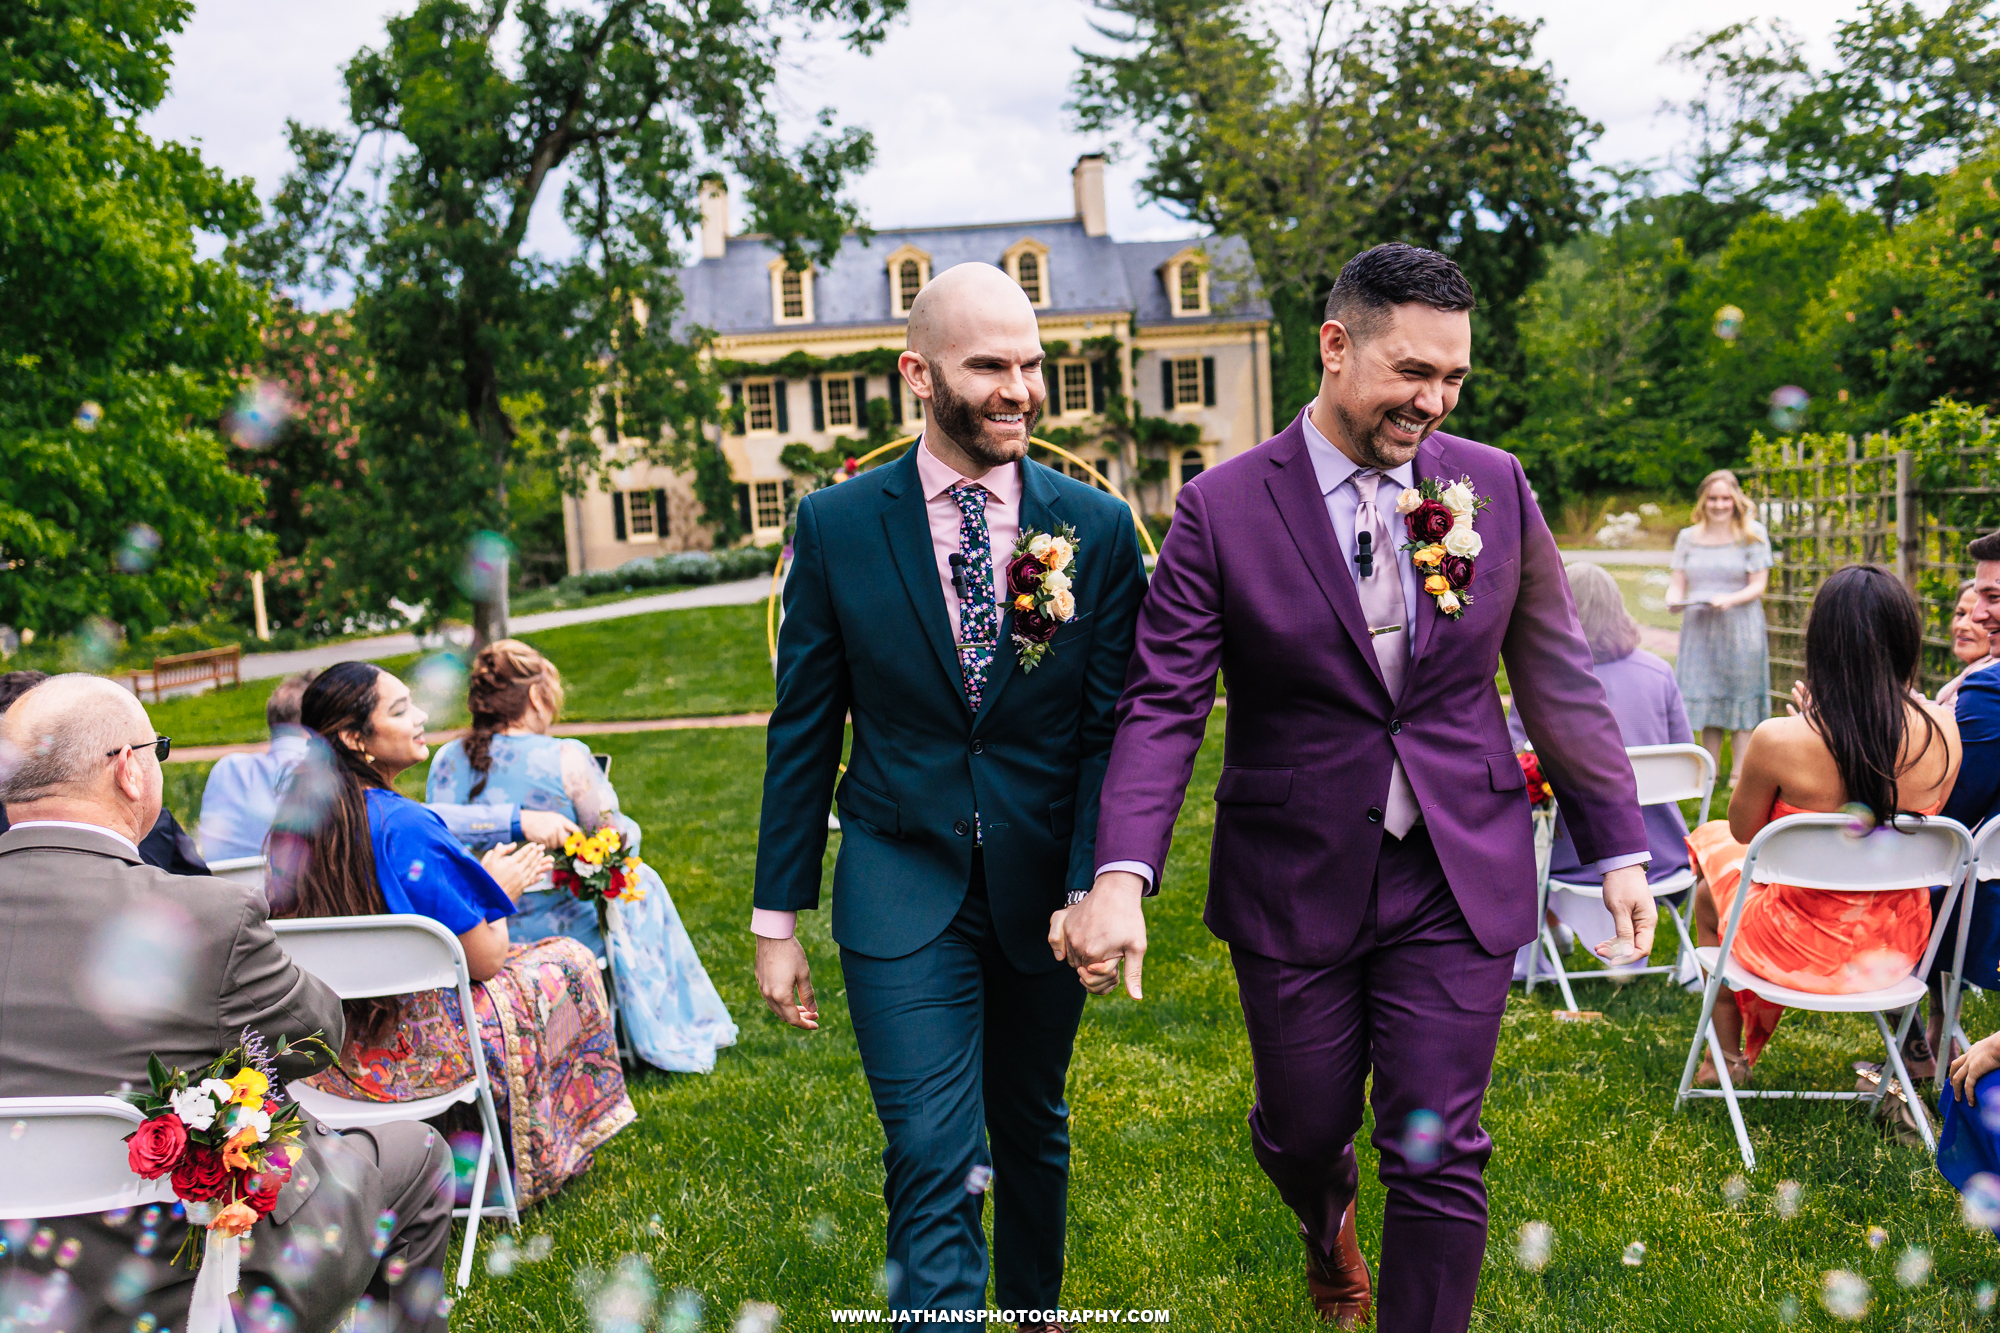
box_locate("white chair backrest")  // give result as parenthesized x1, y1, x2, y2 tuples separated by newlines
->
(1973, 818, 2000, 882)
(272, 914, 467, 998)
(206, 855, 268, 888)
(0, 1097, 175, 1219)
(1743, 813, 1973, 893)
(1627, 743, 1715, 808)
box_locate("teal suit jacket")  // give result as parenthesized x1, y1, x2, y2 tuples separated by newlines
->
(754, 445, 1148, 973)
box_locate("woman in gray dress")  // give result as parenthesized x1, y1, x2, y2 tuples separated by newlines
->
(1669, 468, 1773, 785)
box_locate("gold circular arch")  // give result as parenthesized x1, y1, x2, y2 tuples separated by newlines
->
(765, 435, 1158, 661)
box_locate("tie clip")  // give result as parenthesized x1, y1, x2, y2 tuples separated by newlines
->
(1369, 625, 1404, 638)
(958, 640, 996, 649)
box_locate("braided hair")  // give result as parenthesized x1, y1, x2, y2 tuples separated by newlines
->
(464, 639, 565, 796)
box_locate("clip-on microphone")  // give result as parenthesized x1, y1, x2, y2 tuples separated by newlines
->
(949, 551, 969, 601)
(1355, 529, 1374, 578)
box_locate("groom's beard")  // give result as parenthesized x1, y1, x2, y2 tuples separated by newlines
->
(1333, 397, 1435, 470)
(929, 362, 1040, 468)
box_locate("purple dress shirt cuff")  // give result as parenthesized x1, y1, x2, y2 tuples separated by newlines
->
(751, 908, 797, 940)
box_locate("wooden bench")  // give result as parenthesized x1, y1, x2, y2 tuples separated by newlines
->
(127, 645, 242, 702)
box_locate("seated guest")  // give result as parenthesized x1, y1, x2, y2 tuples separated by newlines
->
(198, 668, 579, 862)
(1687, 564, 1960, 1085)
(273, 661, 635, 1205)
(1, 669, 208, 874)
(1936, 579, 1996, 708)
(1940, 1000, 2000, 1219)
(1507, 562, 1695, 975)
(427, 640, 737, 1073)
(0, 674, 453, 1333)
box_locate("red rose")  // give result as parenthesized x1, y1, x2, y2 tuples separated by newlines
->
(236, 1168, 284, 1216)
(1407, 499, 1454, 544)
(171, 1145, 229, 1201)
(1441, 554, 1475, 589)
(1014, 608, 1059, 643)
(1006, 553, 1046, 594)
(127, 1114, 187, 1180)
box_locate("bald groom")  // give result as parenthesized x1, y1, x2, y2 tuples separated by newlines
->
(751, 263, 1148, 1330)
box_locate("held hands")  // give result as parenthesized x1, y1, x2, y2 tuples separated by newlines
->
(1049, 871, 1148, 999)
(480, 841, 553, 902)
(1596, 864, 1658, 963)
(755, 935, 820, 1031)
(520, 809, 583, 849)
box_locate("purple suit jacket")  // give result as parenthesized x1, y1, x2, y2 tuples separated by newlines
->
(1096, 410, 1647, 961)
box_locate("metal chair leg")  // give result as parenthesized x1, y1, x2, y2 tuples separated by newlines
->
(1876, 1010, 1937, 1153)
(1707, 1025, 1757, 1171)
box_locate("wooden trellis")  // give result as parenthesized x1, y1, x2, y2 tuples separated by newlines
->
(1742, 438, 2000, 703)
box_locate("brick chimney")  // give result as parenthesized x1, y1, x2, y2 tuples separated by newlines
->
(699, 176, 728, 259)
(1072, 154, 1108, 238)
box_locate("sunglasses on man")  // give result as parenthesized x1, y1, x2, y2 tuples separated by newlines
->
(106, 737, 173, 763)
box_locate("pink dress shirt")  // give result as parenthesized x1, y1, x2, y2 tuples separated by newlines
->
(752, 436, 1023, 940)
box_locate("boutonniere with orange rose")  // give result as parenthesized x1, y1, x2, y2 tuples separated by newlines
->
(554, 824, 648, 906)
(115, 1028, 331, 1269)
(1005, 525, 1082, 671)
(1396, 476, 1492, 620)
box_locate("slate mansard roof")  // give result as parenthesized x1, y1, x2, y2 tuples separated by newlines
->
(673, 218, 1271, 338)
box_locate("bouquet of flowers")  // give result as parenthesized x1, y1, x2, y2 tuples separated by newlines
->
(1005, 525, 1082, 671)
(116, 1029, 331, 1265)
(553, 824, 648, 906)
(1518, 752, 1555, 811)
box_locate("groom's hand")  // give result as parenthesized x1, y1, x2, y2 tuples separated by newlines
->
(755, 935, 820, 1031)
(1596, 865, 1657, 963)
(1051, 871, 1148, 999)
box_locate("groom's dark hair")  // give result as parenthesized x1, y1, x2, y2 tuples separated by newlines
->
(1324, 244, 1477, 343)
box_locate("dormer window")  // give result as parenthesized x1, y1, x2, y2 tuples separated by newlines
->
(883, 244, 932, 319)
(1002, 239, 1051, 309)
(1179, 264, 1201, 311)
(1161, 247, 1210, 317)
(770, 258, 814, 324)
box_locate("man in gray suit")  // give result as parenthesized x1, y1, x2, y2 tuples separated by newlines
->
(0, 674, 455, 1333)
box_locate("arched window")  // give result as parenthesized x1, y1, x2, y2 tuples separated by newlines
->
(1017, 252, 1042, 303)
(1179, 263, 1202, 312)
(898, 260, 922, 313)
(1180, 449, 1205, 483)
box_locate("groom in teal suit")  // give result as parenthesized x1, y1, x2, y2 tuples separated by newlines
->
(753, 263, 1147, 1329)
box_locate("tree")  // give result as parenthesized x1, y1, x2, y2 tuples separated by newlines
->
(244, 0, 907, 637)
(1071, 0, 1599, 442)
(1677, 1, 2000, 232)
(0, 0, 272, 640)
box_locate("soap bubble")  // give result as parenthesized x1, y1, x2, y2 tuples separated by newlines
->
(455, 531, 515, 604)
(134, 1231, 158, 1257)
(1777, 1294, 1800, 1324)
(321, 1225, 342, 1253)
(82, 898, 196, 1031)
(1621, 1240, 1646, 1267)
(54, 1238, 81, 1268)
(382, 1256, 408, 1285)
(0, 626, 19, 658)
(271, 1231, 321, 1286)
(964, 1164, 994, 1195)
(29, 1228, 53, 1259)
(75, 401, 103, 431)
(116, 525, 161, 574)
(370, 1210, 396, 1258)
(1894, 1245, 1930, 1288)
(7, 1121, 22, 1141)
(1978, 1281, 1997, 1311)
(1865, 1225, 1887, 1250)
(77, 615, 121, 670)
(1962, 1171, 2000, 1230)
(647, 1214, 663, 1235)
(225, 380, 294, 450)
(524, 1234, 553, 1262)
(1721, 1174, 1748, 1207)
(876, 1259, 904, 1303)
(408, 651, 468, 719)
(662, 1290, 703, 1333)
(1769, 386, 1811, 432)
(1775, 1179, 1804, 1219)
(401, 1268, 443, 1321)
(109, 1258, 150, 1308)
(1820, 1269, 1869, 1321)
(808, 1213, 835, 1246)
(132, 1317, 158, 1333)
(448, 1131, 486, 1207)
(1400, 1109, 1444, 1166)
(486, 1235, 519, 1276)
(1515, 1221, 1553, 1272)
(139, 1207, 161, 1231)
(1712, 306, 1744, 341)
(733, 1302, 780, 1333)
(1977, 1081, 2000, 1133)
(588, 1255, 656, 1333)
(1840, 802, 1876, 839)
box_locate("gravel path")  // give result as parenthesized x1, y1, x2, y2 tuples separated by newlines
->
(170, 710, 773, 763)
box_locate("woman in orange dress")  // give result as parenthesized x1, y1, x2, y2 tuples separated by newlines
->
(1688, 563, 1960, 1084)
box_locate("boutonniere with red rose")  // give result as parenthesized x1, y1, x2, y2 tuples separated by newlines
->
(1005, 525, 1082, 671)
(1396, 476, 1491, 619)
(1518, 752, 1554, 811)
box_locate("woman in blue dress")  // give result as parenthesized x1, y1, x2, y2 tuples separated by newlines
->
(426, 639, 738, 1073)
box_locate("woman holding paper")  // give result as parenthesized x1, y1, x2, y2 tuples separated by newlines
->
(1669, 469, 1773, 785)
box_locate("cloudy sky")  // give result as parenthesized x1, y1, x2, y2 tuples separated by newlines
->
(146, 0, 1858, 268)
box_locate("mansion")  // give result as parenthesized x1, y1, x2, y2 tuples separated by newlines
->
(562, 155, 1274, 569)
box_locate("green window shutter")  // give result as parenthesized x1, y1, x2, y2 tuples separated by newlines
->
(612, 491, 627, 541)
(653, 488, 669, 537)
(728, 382, 742, 408)
(853, 375, 868, 418)
(735, 484, 752, 532)
(1090, 361, 1106, 413)
(1162, 360, 1176, 409)
(889, 377, 903, 424)
(1203, 357, 1217, 407)
(1045, 366, 1061, 418)
(774, 380, 789, 432)
(809, 378, 824, 432)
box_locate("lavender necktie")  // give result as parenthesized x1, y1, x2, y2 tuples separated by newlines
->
(1352, 469, 1419, 838)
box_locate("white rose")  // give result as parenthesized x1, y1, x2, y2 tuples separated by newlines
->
(1043, 537, 1074, 572)
(1049, 588, 1077, 621)
(1442, 524, 1483, 558)
(1026, 532, 1056, 561)
(1436, 590, 1462, 615)
(1441, 481, 1477, 516)
(1395, 488, 1423, 515)
(1041, 570, 1071, 596)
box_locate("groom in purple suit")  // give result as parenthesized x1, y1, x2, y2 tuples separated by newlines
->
(1053, 245, 1654, 1329)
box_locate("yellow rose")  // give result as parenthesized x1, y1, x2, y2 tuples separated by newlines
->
(1412, 544, 1446, 568)
(227, 1068, 269, 1104)
(1423, 574, 1449, 595)
(1014, 592, 1035, 612)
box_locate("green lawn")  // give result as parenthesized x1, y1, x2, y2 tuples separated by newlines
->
(175, 717, 1993, 1331)
(149, 603, 776, 747)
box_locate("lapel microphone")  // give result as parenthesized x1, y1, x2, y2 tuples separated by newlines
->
(1355, 529, 1374, 578)
(949, 551, 969, 600)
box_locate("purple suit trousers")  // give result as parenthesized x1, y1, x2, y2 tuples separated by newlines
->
(1096, 411, 1646, 1329)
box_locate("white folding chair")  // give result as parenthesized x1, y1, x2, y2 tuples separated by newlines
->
(1935, 817, 2000, 1066)
(206, 855, 267, 890)
(0, 1097, 175, 1219)
(1524, 744, 1715, 1007)
(1674, 812, 1976, 1171)
(271, 915, 519, 1289)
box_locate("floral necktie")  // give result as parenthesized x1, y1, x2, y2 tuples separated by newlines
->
(953, 484, 998, 711)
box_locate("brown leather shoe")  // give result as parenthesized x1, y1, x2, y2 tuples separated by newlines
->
(1303, 1205, 1372, 1328)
